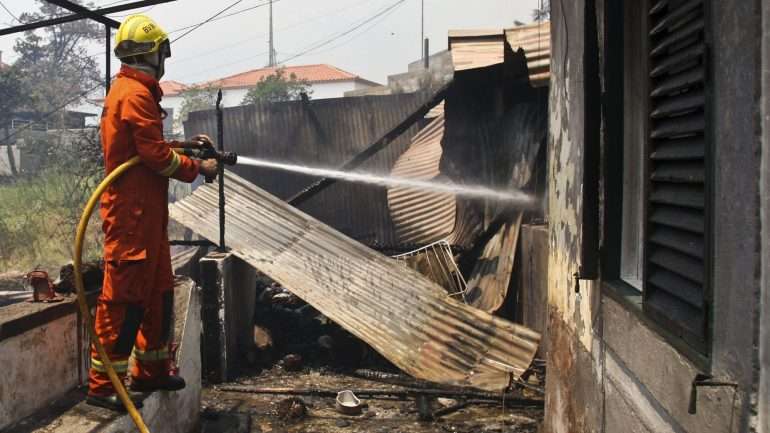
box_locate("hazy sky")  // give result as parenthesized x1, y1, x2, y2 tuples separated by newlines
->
(0, 0, 539, 86)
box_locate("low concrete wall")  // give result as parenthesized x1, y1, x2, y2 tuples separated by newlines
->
(101, 277, 202, 433)
(199, 252, 256, 383)
(6, 278, 202, 433)
(0, 302, 85, 430)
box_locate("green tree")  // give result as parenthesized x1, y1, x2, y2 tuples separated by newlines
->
(14, 0, 102, 124)
(176, 85, 218, 130)
(241, 68, 312, 105)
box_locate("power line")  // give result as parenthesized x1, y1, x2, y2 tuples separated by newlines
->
(167, 0, 279, 36)
(168, 0, 375, 66)
(171, 0, 404, 83)
(0, 0, 20, 23)
(170, 0, 248, 43)
(304, 0, 404, 58)
(279, 0, 406, 64)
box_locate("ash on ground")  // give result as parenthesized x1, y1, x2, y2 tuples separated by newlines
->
(201, 277, 544, 433)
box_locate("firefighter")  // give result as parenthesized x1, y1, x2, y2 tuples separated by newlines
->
(87, 14, 218, 411)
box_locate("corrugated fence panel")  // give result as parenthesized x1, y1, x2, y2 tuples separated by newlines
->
(170, 171, 540, 390)
(184, 93, 429, 247)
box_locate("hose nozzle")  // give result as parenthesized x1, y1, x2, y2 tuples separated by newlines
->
(219, 151, 237, 166)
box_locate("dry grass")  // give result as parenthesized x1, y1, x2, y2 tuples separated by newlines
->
(0, 170, 103, 275)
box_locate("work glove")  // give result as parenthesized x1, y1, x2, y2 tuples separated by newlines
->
(199, 158, 219, 180)
(191, 134, 215, 148)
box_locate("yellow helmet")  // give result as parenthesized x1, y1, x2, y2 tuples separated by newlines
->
(114, 15, 169, 59)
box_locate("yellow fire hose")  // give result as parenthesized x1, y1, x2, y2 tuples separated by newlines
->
(73, 155, 149, 432)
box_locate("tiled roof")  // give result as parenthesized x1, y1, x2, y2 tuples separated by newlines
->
(202, 64, 377, 89)
(160, 80, 188, 96)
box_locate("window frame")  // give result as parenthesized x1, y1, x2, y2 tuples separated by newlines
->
(600, 0, 713, 371)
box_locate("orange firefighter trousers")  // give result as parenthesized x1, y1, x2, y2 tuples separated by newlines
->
(89, 65, 199, 396)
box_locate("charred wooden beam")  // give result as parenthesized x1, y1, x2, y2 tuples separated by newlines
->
(0, 0, 176, 36)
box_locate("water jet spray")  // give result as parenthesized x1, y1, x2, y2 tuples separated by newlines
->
(235, 156, 538, 208)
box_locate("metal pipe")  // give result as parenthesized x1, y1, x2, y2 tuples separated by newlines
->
(45, 0, 121, 28)
(216, 89, 226, 252)
(105, 25, 111, 94)
(0, 0, 177, 37)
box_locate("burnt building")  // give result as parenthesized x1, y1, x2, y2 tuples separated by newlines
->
(542, 1, 769, 432)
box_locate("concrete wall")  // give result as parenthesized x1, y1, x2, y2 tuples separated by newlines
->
(544, 1, 605, 431)
(14, 278, 204, 433)
(543, 0, 764, 432)
(103, 278, 202, 433)
(199, 252, 256, 383)
(0, 310, 84, 430)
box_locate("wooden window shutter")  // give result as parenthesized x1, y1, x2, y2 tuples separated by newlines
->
(644, 0, 710, 353)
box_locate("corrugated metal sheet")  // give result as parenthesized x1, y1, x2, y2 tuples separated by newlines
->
(184, 93, 431, 248)
(448, 30, 505, 72)
(449, 22, 551, 86)
(387, 113, 456, 245)
(169, 171, 540, 390)
(465, 213, 523, 312)
(505, 22, 551, 86)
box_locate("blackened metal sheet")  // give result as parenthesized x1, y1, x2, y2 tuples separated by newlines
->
(170, 171, 540, 390)
(465, 213, 523, 312)
(387, 113, 456, 245)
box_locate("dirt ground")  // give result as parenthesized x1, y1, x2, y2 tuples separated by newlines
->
(200, 368, 543, 433)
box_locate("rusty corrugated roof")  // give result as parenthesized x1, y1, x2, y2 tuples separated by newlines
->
(387, 112, 456, 245)
(170, 171, 540, 390)
(505, 22, 551, 86)
(448, 29, 505, 72)
(448, 22, 550, 86)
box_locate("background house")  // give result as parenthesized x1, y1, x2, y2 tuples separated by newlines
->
(160, 64, 379, 125)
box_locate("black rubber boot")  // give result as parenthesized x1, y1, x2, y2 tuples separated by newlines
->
(130, 375, 186, 392)
(86, 393, 145, 412)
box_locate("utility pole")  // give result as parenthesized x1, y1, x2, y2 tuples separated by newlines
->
(268, 0, 276, 67)
(420, 0, 424, 61)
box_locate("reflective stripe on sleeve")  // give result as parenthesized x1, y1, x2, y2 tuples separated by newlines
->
(158, 151, 181, 177)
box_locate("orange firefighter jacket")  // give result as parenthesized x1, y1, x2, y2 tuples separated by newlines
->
(99, 65, 199, 262)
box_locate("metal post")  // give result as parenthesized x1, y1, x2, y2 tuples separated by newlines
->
(105, 25, 111, 93)
(423, 38, 429, 69)
(216, 89, 226, 251)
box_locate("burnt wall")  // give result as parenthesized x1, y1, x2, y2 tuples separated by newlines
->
(758, 0, 770, 430)
(544, 0, 765, 432)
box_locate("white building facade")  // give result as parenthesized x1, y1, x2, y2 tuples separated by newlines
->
(160, 64, 379, 135)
